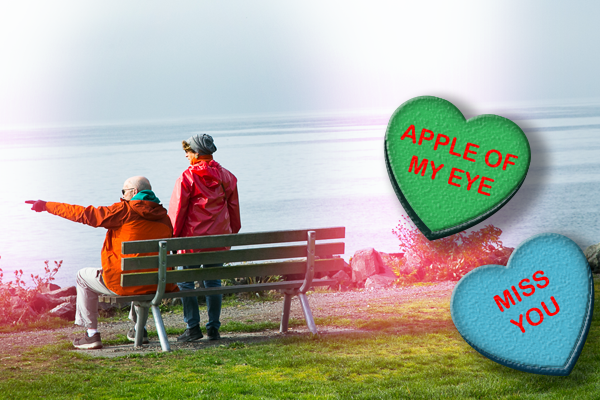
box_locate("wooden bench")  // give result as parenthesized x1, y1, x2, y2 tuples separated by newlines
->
(99, 227, 345, 351)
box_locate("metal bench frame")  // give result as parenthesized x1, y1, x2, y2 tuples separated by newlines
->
(99, 227, 345, 352)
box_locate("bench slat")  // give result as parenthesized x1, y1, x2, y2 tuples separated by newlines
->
(121, 227, 345, 254)
(122, 242, 344, 271)
(100, 278, 338, 303)
(121, 258, 345, 287)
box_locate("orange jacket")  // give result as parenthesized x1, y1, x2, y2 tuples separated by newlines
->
(169, 159, 241, 251)
(46, 199, 178, 296)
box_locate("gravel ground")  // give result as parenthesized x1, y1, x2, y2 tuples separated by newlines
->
(0, 281, 456, 358)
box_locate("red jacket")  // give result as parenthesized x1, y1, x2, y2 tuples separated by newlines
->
(169, 159, 241, 248)
(46, 199, 178, 296)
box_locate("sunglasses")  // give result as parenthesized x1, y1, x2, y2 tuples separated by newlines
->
(122, 188, 135, 195)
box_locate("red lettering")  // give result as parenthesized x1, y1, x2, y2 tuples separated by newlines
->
(518, 279, 535, 297)
(485, 149, 502, 168)
(463, 142, 479, 162)
(448, 168, 463, 188)
(503, 153, 518, 170)
(400, 125, 417, 144)
(542, 296, 560, 316)
(526, 308, 544, 326)
(408, 156, 428, 176)
(465, 171, 479, 191)
(511, 285, 522, 302)
(494, 290, 515, 312)
(508, 299, 559, 334)
(419, 129, 435, 146)
(434, 133, 450, 150)
(430, 160, 444, 180)
(478, 176, 494, 197)
(449, 137, 461, 157)
(510, 314, 525, 333)
(533, 270, 549, 289)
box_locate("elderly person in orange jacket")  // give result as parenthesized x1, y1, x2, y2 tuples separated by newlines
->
(26, 176, 177, 350)
(169, 134, 241, 342)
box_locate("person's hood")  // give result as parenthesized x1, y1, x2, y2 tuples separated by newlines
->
(128, 197, 168, 221)
(190, 160, 222, 188)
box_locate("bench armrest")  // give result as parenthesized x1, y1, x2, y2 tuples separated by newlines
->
(151, 241, 168, 306)
(299, 231, 315, 293)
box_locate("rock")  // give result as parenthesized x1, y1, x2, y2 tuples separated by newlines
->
(365, 274, 397, 290)
(29, 292, 48, 313)
(328, 270, 352, 291)
(29, 287, 77, 313)
(98, 299, 122, 311)
(584, 243, 600, 273)
(378, 252, 404, 277)
(46, 286, 77, 298)
(332, 270, 351, 285)
(38, 282, 61, 293)
(30, 292, 62, 313)
(170, 298, 182, 306)
(49, 302, 76, 321)
(381, 267, 397, 278)
(350, 248, 384, 282)
(399, 250, 424, 275)
(62, 295, 77, 305)
(336, 256, 352, 276)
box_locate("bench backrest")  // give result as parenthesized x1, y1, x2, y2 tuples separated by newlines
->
(120, 227, 345, 288)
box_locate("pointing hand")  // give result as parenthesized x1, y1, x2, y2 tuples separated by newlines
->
(25, 200, 47, 212)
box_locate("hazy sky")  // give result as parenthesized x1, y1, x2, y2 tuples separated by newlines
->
(1, 1, 600, 127)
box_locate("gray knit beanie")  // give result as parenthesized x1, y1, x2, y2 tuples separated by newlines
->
(186, 134, 217, 155)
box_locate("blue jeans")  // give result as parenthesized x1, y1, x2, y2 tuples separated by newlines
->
(178, 264, 222, 330)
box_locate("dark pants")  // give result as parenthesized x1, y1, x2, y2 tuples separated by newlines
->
(177, 264, 222, 330)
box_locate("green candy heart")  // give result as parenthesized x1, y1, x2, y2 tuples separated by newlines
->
(385, 96, 531, 240)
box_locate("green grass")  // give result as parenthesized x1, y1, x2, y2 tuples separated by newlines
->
(0, 315, 71, 333)
(315, 297, 453, 334)
(1, 281, 600, 399)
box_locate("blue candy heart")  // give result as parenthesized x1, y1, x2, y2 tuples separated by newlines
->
(451, 233, 594, 376)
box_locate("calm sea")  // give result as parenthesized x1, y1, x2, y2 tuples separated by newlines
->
(1, 106, 600, 287)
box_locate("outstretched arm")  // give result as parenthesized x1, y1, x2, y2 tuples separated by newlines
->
(26, 200, 127, 229)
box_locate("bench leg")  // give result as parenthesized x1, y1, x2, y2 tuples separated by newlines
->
(151, 305, 171, 352)
(134, 305, 149, 347)
(298, 293, 318, 335)
(280, 292, 293, 333)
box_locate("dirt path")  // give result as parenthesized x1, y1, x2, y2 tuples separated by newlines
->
(0, 281, 456, 358)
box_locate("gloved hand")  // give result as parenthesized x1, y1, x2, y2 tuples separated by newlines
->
(25, 200, 47, 212)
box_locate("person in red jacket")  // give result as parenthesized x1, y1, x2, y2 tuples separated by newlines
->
(25, 176, 177, 350)
(169, 133, 241, 342)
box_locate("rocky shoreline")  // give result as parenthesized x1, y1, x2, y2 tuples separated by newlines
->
(1, 246, 509, 327)
(3, 240, 598, 359)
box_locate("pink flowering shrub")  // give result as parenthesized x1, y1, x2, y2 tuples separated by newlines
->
(0, 257, 62, 326)
(391, 216, 513, 285)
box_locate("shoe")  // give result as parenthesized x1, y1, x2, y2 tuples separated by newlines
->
(177, 325, 203, 342)
(207, 327, 221, 340)
(127, 327, 149, 344)
(73, 332, 103, 350)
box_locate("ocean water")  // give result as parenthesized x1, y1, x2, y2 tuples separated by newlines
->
(1, 106, 600, 287)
